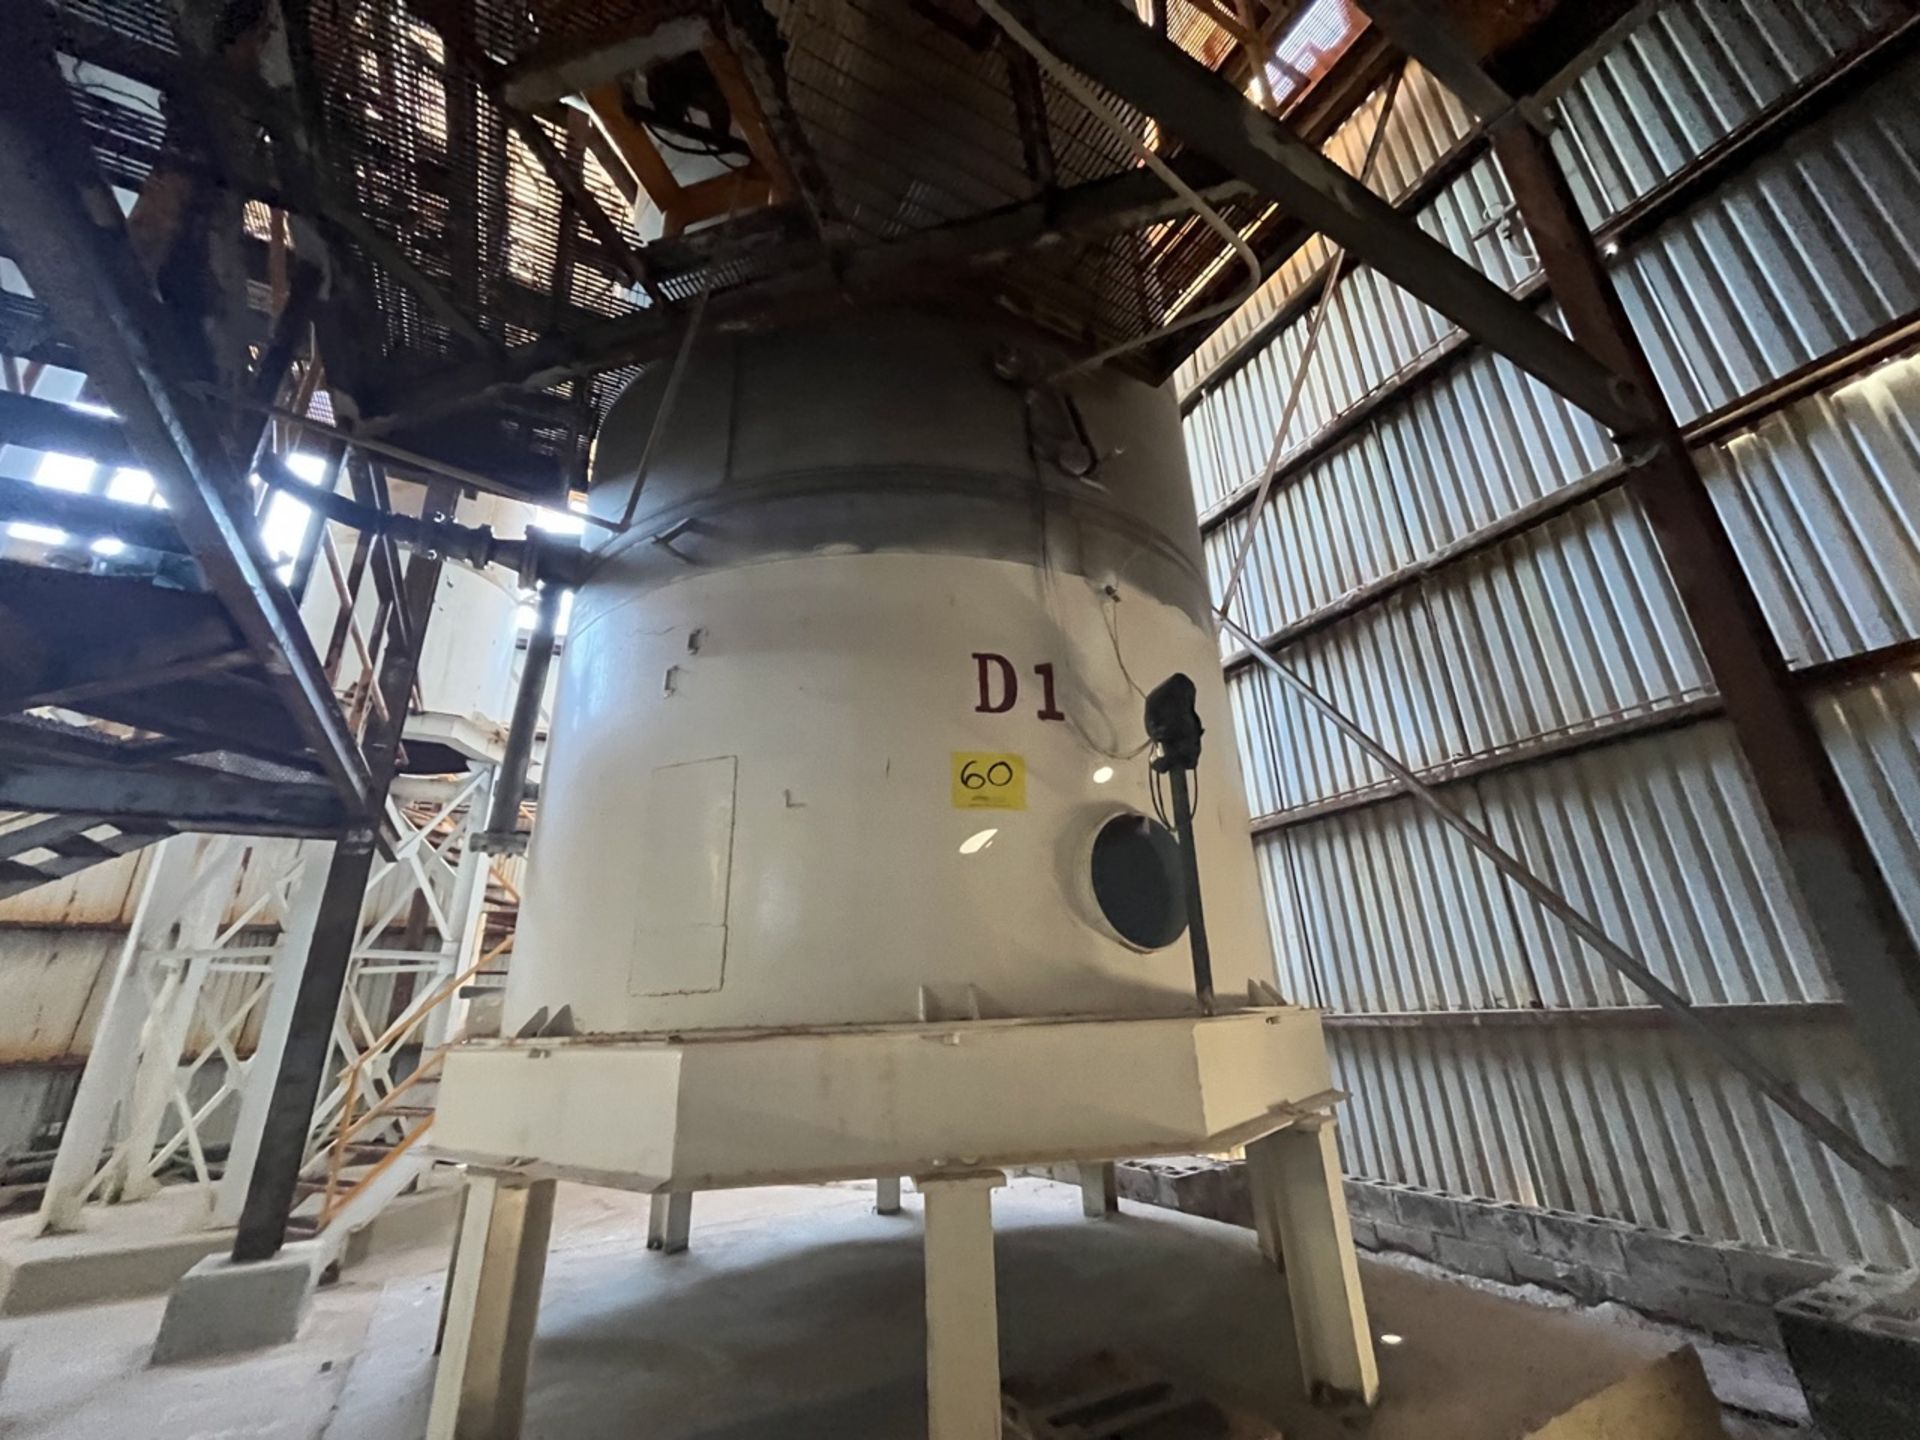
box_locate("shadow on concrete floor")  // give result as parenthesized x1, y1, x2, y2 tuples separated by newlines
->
(334, 1177, 1713, 1440)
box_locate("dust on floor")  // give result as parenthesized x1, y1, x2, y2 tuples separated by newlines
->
(0, 1178, 1807, 1440)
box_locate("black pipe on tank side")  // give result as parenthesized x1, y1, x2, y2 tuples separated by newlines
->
(476, 579, 565, 854)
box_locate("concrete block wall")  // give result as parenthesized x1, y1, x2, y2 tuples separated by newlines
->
(1117, 1159, 1853, 1350)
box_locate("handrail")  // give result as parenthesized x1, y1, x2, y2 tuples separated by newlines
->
(310, 839, 518, 1225)
(319, 1117, 436, 1226)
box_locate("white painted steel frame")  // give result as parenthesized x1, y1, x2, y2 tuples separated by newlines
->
(35, 771, 495, 1234)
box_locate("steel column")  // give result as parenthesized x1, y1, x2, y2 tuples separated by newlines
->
(646, 1192, 692, 1255)
(426, 1171, 556, 1440)
(1078, 1162, 1120, 1219)
(919, 1171, 1005, 1440)
(1246, 1118, 1379, 1406)
(479, 582, 562, 850)
(213, 842, 335, 1226)
(230, 482, 456, 1262)
(229, 830, 379, 1260)
(1489, 120, 1920, 1175)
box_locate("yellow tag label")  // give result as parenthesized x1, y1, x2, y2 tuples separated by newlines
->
(951, 752, 1026, 810)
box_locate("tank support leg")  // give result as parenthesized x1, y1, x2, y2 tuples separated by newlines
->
(920, 1171, 1006, 1440)
(1245, 1118, 1379, 1407)
(648, 1191, 692, 1253)
(876, 1176, 903, 1215)
(1078, 1162, 1119, 1219)
(427, 1171, 556, 1440)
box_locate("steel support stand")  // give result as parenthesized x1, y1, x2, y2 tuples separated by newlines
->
(37, 835, 216, 1232)
(107, 842, 230, 1204)
(426, 1171, 556, 1440)
(1492, 121, 1920, 1170)
(876, 1176, 904, 1215)
(1245, 1118, 1379, 1406)
(920, 1170, 1005, 1440)
(646, 1191, 692, 1254)
(1077, 1162, 1119, 1219)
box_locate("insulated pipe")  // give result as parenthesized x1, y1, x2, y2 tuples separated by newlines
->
(260, 457, 582, 588)
(476, 580, 563, 853)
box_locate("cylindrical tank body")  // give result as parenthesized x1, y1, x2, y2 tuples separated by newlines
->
(506, 309, 1273, 1034)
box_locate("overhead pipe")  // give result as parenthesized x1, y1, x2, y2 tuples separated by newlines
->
(259, 455, 583, 589)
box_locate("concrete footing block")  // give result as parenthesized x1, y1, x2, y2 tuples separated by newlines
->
(151, 1250, 318, 1365)
(0, 1227, 231, 1317)
(1777, 1266, 1920, 1440)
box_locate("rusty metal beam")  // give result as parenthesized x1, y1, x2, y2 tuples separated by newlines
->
(1493, 119, 1920, 1172)
(0, 760, 343, 836)
(1348, 0, 1523, 125)
(1343, 0, 1920, 1173)
(987, 0, 1647, 436)
(0, 391, 139, 468)
(0, 474, 188, 556)
(0, 9, 376, 820)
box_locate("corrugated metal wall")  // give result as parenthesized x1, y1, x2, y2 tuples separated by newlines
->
(1182, 0, 1920, 1266)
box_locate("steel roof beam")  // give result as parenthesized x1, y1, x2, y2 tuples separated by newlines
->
(989, 0, 1648, 438)
(1348, 0, 1525, 126)
(374, 154, 1251, 425)
(0, 12, 375, 820)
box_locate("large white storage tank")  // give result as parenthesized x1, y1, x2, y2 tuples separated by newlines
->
(505, 307, 1270, 1033)
(431, 307, 1376, 1435)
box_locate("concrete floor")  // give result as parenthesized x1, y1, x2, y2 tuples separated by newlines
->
(0, 1177, 1804, 1439)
